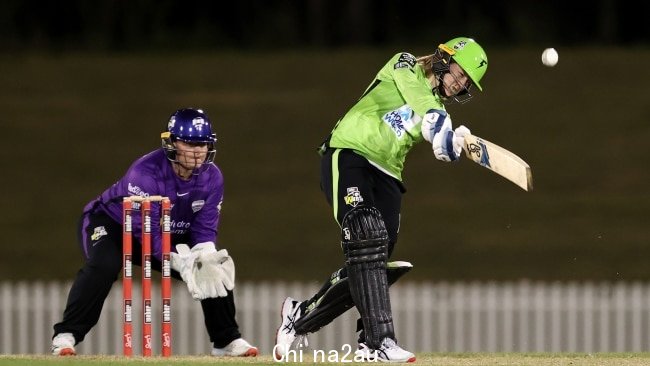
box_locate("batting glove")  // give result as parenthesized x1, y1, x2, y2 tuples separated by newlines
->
(421, 109, 460, 162)
(420, 109, 449, 143)
(452, 125, 471, 159)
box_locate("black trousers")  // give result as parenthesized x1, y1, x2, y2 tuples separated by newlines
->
(320, 148, 404, 255)
(300, 148, 405, 336)
(53, 210, 241, 348)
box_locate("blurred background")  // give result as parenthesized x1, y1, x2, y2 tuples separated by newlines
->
(1, 0, 648, 283)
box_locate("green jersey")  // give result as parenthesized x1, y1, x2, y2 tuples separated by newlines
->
(328, 52, 446, 180)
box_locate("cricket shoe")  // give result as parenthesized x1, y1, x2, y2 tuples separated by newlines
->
(211, 338, 258, 357)
(51, 332, 76, 356)
(356, 338, 416, 363)
(274, 297, 302, 359)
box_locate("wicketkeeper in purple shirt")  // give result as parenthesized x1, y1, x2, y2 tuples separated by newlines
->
(51, 108, 258, 357)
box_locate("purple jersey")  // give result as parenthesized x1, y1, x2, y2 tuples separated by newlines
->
(84, 149, 224, 259)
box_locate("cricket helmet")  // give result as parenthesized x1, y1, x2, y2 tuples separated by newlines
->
(161, 108, 217, 164)
(439, 37, 488, 91)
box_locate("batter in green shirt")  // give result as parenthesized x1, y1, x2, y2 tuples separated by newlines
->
(275, 37, 489, 363)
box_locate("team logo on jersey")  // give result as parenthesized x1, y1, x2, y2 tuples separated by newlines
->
(344, 187, 364, 207)
(91, 226, 108, 241)
(191, 200, 205, 213)
(382, 105, 419, 139)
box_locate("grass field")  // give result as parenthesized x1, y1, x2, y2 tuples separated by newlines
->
(2, 354, 650, 366)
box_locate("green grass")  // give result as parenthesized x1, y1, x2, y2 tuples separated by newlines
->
(3, 354, 650, 366)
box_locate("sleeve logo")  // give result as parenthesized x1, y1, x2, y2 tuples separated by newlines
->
(393, 53, 416, 69)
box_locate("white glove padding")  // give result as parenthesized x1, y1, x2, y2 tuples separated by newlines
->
(170, 244, 199, 296)
(190, 246, 235, 300)
(189, 242, 217, 256)
(432, 129, 459, 162)
(170, 244, 196, 282)
(420, 109, 450, 143)
(452, 125, 471, 159)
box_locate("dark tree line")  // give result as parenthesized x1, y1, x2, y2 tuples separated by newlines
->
(0, 0, 647, 51)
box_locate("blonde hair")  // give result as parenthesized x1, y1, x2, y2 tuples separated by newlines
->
(416, 55, 434, 78)
(417, 53, 445, 87)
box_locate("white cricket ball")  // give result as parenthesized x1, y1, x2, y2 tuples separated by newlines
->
(541, 48, 558, 67)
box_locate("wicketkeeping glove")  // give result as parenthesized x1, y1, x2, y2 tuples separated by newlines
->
(189, 243, 235, 300)
(170, 244, 199, 296)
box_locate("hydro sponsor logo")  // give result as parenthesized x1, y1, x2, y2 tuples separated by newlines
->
(170, 220, 191, 234)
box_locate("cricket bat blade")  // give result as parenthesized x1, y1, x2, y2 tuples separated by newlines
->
(462, 134, 533, 191)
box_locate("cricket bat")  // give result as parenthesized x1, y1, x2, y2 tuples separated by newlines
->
(462, 134, 533, 191)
